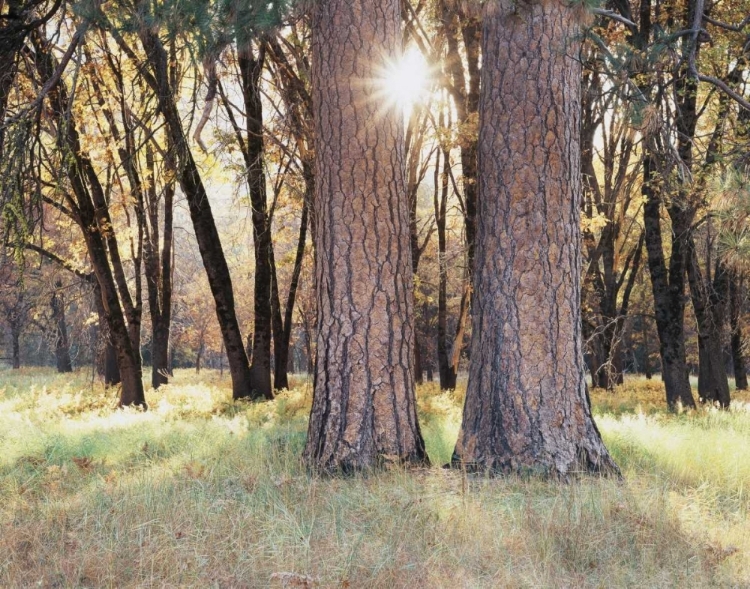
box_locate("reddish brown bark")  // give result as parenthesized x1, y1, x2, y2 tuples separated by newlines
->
(452, 0, 618, 477)
(303, 0, 427, 472)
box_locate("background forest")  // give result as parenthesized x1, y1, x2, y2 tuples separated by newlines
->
(2, 0, 750, 411)
(2, 0, 750, 586)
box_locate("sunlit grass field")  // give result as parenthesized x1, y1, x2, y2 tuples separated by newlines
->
(1, 368, 749, 588)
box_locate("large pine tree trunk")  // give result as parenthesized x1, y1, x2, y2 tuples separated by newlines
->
(303, 0, 427, 472)
(452, 0, 618, 477)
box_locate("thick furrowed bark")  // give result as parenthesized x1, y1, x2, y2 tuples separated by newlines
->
(303, 0, 428, 473)
(452, 0, 618, 478)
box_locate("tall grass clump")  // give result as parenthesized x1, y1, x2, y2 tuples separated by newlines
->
(0, 368, 748, 587)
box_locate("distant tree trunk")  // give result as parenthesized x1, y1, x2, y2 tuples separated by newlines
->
(236, 40, 274, 400)
(643, 155, 696, 409)
(434, 143, 456, 390)
(303, 0, 428, 472)
(92, 284, 121, 386)
(452, 0, 618, 477)
(264, 36, 315, 392)
(730, 272, 748, 390)
(272, 191, 309, 390)
(414, 338, 424, 386)
(51, 281, 72, 373)
(136, 21, 257, 400)
(687, 241, 730, 407)
(642, 324, 653, 379)
(32, 29, 145, 407)
(143, 146, 174, 389)
(449, 283, 471, 377)
(11, 323, 20, 369)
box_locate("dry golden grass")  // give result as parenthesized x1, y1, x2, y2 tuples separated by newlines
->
(1, 369, 748, 587)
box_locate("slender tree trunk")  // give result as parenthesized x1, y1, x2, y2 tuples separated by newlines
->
(414, 336, 423, 386)
(452, 0, 618, 477)
(51, 282, 72, 373)
(686, 241, 730, 406)
(143, 147, 174, 389)
(303, 0, 428, 472)
(449, 282, 471, 377)
(441, 1, 480, 274)
(93, 284, 121, 386)
(33, 29, 145, 407)
(642, 156, 696, 409)
(237, 41, 274, 399)
(265, 37, 315, 392)
(273, 191, 309, 390)
(136, 23, 257, 400)
(435, 136, 456, 390)
(730, 273, 748, 390)
(11, 324, 20, 369)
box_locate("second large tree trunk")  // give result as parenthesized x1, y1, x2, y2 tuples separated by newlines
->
(452, 0, 618, 477)
(303, 0, 427, 472)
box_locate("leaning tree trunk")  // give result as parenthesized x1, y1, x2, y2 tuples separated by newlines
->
(303, 0, 428, 472)
(273, 190, 309, 390)
(452, 0, 618, 477)
(32, 29, 145, 407)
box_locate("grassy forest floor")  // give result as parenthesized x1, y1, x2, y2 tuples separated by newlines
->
(1, 368, 749, 588)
